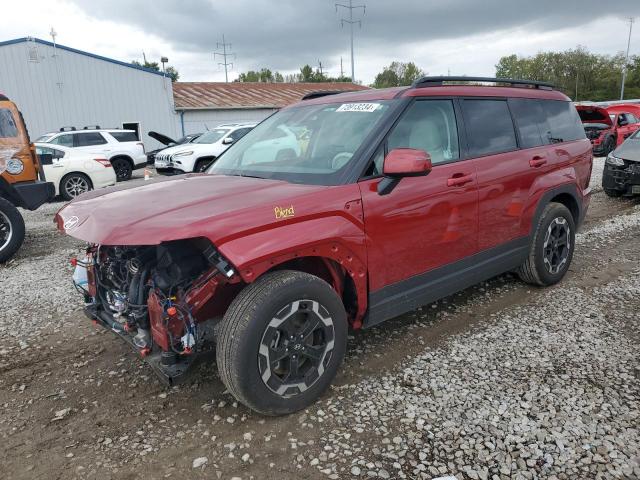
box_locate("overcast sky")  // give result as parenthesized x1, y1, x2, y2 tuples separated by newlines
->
(4, 0, 640, 84)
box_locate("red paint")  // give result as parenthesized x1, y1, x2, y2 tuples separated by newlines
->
(577, 104, 640, 150)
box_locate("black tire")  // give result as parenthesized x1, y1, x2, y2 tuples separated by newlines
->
(517, 202, 576, 286)
(60, 173, 93, 201)
(217, 270, 348, 415)
(111, 158, 132, 181)
(0, 196, 26, 263)
(603, 188, 623, 198)
(194, 158, 214, 173)
(604, 137, 616, 156)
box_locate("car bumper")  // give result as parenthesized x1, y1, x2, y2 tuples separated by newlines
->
(91, 168, 117, 190)
(11, 180, 55, 210)
(602, 162, 640, 195)
(155, 167, 185, 176)
(133, 154, 148, 169)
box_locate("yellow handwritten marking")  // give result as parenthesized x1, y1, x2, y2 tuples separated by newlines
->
(274, 205, 295, 219)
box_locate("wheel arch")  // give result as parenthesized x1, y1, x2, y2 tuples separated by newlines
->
(110, 154, 134, 166)
(529, 183, 583, 234)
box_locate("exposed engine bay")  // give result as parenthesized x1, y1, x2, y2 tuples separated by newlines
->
(77, 238, 239, 383)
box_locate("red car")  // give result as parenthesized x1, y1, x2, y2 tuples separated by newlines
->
(577, 104, 640, 156)
(56, 77, 592, 415)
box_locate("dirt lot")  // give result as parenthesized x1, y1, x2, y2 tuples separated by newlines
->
(1, 161, 639, 480)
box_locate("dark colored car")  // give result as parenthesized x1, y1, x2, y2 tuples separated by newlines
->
(602, 128, 640, 197)
(146, 131, 201, 165)
(577, 105, 640, 156)
(56, 77, 592, 415)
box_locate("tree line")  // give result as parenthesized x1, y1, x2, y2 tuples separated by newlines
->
(495, 47, 640, 101)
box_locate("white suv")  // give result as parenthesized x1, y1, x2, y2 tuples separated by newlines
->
(154, 123, 255, 175)
(36, 128, 146, 181)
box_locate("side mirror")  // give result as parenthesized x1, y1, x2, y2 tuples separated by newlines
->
(222, 137, 234, 145)
(378, 148, 432, 195)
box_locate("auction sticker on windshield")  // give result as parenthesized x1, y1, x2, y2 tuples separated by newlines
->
(336, 103, 381, 113)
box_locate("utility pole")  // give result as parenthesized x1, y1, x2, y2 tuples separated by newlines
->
(340, 56, 344, 78)
(318, 60, 324, 77)
(214, 34, 235, 83)
(336, 0, 365, 83)
(621, 17, 634, 100)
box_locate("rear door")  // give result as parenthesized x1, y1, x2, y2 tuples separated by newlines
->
(462, 98, 531, 251)
(359, 98, 478, 293)
(74, 132, 110, 156)
(616, 113, 637, 144)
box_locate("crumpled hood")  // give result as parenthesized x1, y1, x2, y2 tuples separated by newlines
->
(55, 174, 329, 245)
(612, 139, 640, 162)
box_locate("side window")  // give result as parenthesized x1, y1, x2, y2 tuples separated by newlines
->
(510, 99, 552, 148)
(365, 146, 385, 177)
(76, 132, 107, 147)
(627, 113, 638, 123)
(387, 99, 460, 165)
(540, 100, 585, 143)
(110, 131, 138, 142)
(461, 99, 517, 156)
(51, 134, 74, 147)
(229, 127, 252, 141)
(0, 109, 19, 138)
(52, 148, 65, 159)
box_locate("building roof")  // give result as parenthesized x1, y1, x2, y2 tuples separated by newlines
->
(0, 37, 167, 77)
(173, 82, 370, 110)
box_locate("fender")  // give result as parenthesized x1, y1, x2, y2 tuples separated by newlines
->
(217, 213, 369, 327)
(522, 166, 585, 236)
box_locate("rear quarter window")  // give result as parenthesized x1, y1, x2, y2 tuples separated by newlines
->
(0, 109, 19, 138)
(461, 99, 517, 157)
(110, 131, 138, 142)
(541, 100, 585, 143)
(510, 99, 552, 149)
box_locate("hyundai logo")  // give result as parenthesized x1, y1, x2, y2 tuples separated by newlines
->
(64, 216, 80, 230)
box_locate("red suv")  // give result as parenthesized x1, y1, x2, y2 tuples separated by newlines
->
(577, 104, 640, 156)
(56, 77, 592, 415)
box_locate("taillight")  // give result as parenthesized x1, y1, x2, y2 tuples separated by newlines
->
(137, 142, 145, 153)
(94, 158, 112, 167)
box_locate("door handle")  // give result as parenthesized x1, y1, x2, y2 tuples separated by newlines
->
(529, 156, 547, 168)
(447, 173, 473, 187)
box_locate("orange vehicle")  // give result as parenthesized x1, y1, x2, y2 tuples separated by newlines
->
(0, 93, 54, 262)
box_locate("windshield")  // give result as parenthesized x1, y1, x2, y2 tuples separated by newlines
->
(0, 109, 19, 138)
(35, 133, 56, 142)
(208, 101, 391, 185)
(194, 129, 229, 144)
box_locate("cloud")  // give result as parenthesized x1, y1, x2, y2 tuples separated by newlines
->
(9, 0, 640, 82)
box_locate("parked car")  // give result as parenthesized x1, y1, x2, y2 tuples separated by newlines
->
(602, 128, 640, 197)
(56, 77, 592, 415)
(146, 131, 202, 165)
(36, 128, 146, 181)
(0, 93, 54, 262)
(34, 143, 116, 201)
(577, 105, 640, 156)
(154, 123, 256, 174)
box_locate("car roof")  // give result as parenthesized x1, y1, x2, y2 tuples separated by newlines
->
(44, 128, 135, 135)
(288, 80, 569, 109)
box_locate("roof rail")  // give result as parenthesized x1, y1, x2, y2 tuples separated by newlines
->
(82, 125, 101, 130)
(301, 90, 345, 101)
(59, 126, 77, 132)
(412, 76, 554, 90)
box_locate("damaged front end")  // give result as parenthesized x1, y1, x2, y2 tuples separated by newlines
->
(76, 238, 242, 384)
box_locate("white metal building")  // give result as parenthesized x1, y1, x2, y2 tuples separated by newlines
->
(173, 82, 369, 136)
(0, 37, 179, 149)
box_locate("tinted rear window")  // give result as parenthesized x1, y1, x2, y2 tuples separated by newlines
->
(110, 131, 138, 142)
(76, 132, 107, 146)
(0, 109, 18, 138)
(510, 99, 551, 149)
(542, 101, 585, 143)
(461, 99, 517, 157)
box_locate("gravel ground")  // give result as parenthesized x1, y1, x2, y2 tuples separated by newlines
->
(1, 160, 639, 480)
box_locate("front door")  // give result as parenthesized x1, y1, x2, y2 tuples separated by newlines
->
(359, 99, 479, 320)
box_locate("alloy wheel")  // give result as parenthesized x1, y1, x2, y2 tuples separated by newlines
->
(543, 217, 571, 274)
(258, 300, 335, 397)
(65, 176, 90, 198)
(0, 209, 12, 252)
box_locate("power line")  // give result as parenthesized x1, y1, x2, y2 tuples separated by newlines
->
(214, 34, 235, 83)
(336, 0, 366, 83)
(621, 17, 634, 100)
